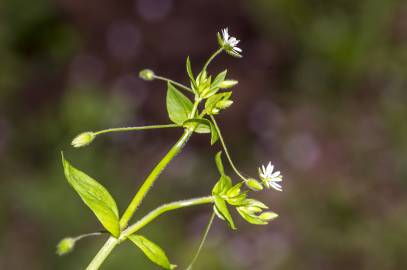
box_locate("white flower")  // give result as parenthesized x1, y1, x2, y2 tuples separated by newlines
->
(218, 28, 243, 57)
(259, 162, 283, 191)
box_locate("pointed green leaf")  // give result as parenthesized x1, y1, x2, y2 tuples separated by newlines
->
(166, 82, 193, 124)
(214, 195, 236, 229)
(128, 235, 176, 269)
(208, 120, 219, 145)
(215, 151, 224, 175)
(186, 57, 198, 92)
(237, 208, 268, 225)
(61, 153, 120, 237)
(186, 57, 194, 82)
(211, 70, 227, 89)
(212, 175, 232, 196)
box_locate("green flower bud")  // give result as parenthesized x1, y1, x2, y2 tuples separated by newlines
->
(139, 69, 155, 81)
(71, 132, 95, 148)
(245, 178, 263, 191)
(219, 80, 238, 89)
(56, 237, 75, 256)
(259, 211, 279, 221)
(216, 100, 233, 109)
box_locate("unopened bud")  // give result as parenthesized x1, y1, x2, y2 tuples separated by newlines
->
(139, 69, 155, 81)
(245, 178, 263, 191)
(219, 80, 238, 89)
(56, 237, 75, 256)
(71, 132, 95, 148)
(259, 211, 278, 221)
(216, 100, 233, 109)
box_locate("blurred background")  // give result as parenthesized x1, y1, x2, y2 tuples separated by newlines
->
(1, 0, 407, 269)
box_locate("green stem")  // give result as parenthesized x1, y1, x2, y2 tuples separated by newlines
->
(121, 196, 214, 239)
(86, 236, 119, 270)
(186, 211, 216, 270)
(94, 124, 179, 136)
(202, 48, 223, 72)
(119, 129, 194, 229)
(210, 115, 247, 182)
(86, 197, 214, 270)
(153, 75, 194, 93)
(74, 231, 106, 242)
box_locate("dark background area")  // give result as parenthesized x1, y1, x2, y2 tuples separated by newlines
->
(1, 0, 407, 269)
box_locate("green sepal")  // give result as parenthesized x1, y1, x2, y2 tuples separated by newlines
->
(226, 182, 243, 198)
(213, 195, 236, 229)
(128, 235, 177, 270)
(61, 153, 120, 237)
(204, 92, 232, 115)
(166, 82, 193, 124)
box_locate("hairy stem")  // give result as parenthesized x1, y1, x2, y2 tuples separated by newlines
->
(210, 115, 247, 182)
(186, 211, 216, 270)
(94, 124, 180, 136)
(202, 48, 223, 72)
(121, 196, 214, 238)
(119, 129, 193, 229)
(86, 236, 119, 270)
(86, 196, 214, 270)
(153, 75, 194, 93)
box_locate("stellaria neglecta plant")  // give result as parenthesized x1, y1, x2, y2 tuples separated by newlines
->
(58, 28, 283, 270)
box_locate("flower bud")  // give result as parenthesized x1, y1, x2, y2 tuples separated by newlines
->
(219, 80, 238, 89)
(71, 132, 95, 148)
(259, 211, 278, 221)
(216, 100, 233, 109)
(56, 237, 75, 255)
(139, 69, 155, 81)
(245, 178, 263, 191)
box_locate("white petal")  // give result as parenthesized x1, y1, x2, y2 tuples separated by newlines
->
(266, 163, 274, 174)
(234, 47, 242, 52)
(270, 182, 282, 191)
(271, 171, 280, 177)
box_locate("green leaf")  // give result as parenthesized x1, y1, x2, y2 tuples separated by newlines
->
(214, 195, 236, 229)
(128, 235, 176, 269)
(61, 153, 120, 237)
(166, 82, 193, 124)
(211, 70, 227, 89)
(212, 175, 232, 196)
(237, 208, 268, 225)
(209, 120, 219, 145)
(214, 151, 224, 175)
(183, 118, 211, 134)
(186, 57, 197, 90)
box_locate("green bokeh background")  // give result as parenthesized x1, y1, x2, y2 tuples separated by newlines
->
(1, 0, 407, 269)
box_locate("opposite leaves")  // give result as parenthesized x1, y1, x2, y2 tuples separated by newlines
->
(128, 235, 176, 270)
(166, 82, 193, 124)
(61, 153, 120, 237)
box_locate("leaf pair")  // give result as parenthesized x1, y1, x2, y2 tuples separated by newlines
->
(61, 153, 120, 237)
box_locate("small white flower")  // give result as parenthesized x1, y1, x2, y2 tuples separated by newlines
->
(259, 162, 283, 191)
(218, 28, 243, 57)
